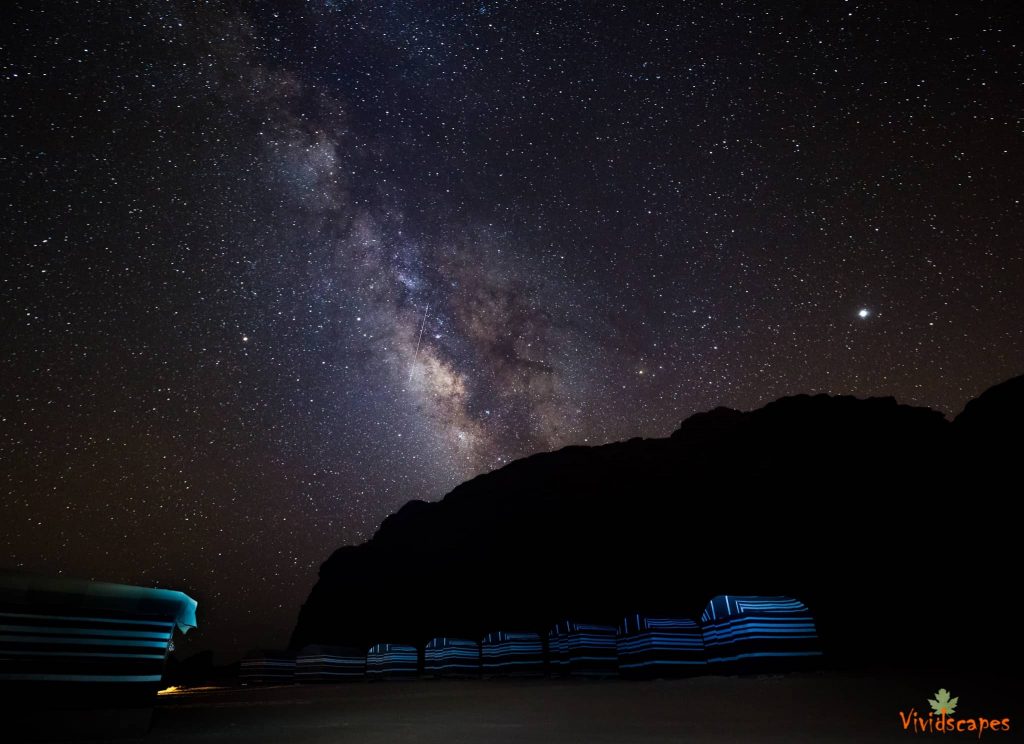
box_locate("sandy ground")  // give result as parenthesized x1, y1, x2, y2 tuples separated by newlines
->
(127, 671, 1016, 743)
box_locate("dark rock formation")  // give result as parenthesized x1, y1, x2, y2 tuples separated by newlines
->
(291, 375, 1022, 671)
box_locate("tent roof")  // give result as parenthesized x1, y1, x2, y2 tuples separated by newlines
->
(0, 571, 198, 633)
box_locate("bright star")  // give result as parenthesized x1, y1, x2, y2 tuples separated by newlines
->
(858, 309, 870, 319)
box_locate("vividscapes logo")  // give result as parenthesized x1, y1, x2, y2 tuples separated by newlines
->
(899, 689, 1011, 737)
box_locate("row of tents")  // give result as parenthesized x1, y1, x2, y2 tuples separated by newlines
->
(243, 595, 821, 683)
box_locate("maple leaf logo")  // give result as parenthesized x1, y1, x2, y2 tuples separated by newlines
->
(928, 688, 958, 715)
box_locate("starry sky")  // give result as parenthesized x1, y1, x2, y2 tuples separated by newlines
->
(3, 1, 1022, 660)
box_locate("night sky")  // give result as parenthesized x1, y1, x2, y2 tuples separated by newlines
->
(3, 1, 1022, 659)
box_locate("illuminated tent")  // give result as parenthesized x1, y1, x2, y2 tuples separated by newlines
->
(0, 572, 197, 738)
(295, 644, 365, 682)
(366, 642, 418, 679)
(616, 614, 706, 678)
(480, 631, 544, 677)
(551, 620, 618, 677)
(424, 637, 480, 677)
(240, 649, 296, 683)
(700, 595, 822, 670)
(547, 621, 570, 677)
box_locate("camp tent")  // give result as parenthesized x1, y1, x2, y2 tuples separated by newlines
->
(0, 572, 197, 737)
(700, 595, 822, 670)
(240, 649, 296, 683)
(551, 620, 618, 677)
(616, 614, 706, 678)
(295, 644, 365, 682)
(366, 642, 418, 679)
(424, 637, 480, 677)
(480, 631, 544, 677)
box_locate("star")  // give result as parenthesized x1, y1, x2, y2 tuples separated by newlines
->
(858, 309, 870, 319)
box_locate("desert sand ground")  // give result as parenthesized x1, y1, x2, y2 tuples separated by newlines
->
(121, 670, 1016, 743)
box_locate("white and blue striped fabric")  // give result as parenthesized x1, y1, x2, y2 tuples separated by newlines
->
(424, 637, 480, 677)
(240, 650, 296, 683)
(616, 614, 706, 677)
(481, 631, 544, 677)
(296, 644, 365, 681)
(366, 642, 418, 679)
(0, 573, 195, 692)
(550, 620, 618, 677)
(700, 595, 822, 668)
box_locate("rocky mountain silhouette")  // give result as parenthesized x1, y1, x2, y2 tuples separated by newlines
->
(291, 375, 1021, 670)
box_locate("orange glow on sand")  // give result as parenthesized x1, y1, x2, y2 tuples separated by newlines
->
(158, 685, 226, 696)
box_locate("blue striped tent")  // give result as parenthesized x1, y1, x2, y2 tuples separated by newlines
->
(0, 572, 197, 738)
(366, 642, 418, 679)
(561, 621, 618, 677)
(240, 649, 296, 683)
(481, 631, 544, 677)
(616, 614, 706, 678)
(547, 621, 570, 677)
(700, 595, 822, 670)
(295, 644, 365, 682)
(424, 637, 480, 677)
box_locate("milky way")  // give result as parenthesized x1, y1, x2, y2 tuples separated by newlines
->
(3, 1, 1022, 658)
